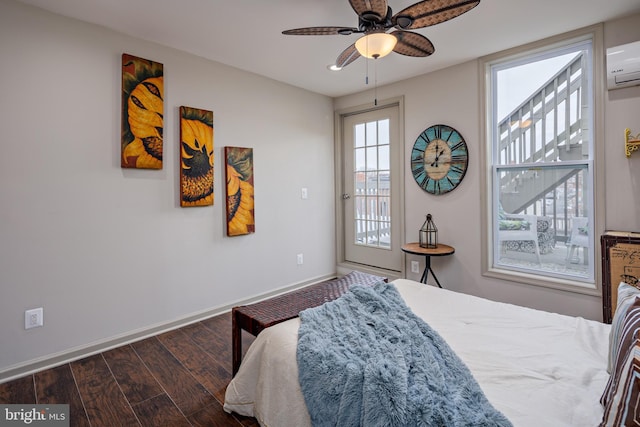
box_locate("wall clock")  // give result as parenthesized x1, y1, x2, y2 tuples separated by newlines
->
(411, 124, 469, 195)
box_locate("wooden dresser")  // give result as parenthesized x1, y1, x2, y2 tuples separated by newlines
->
(601, 231, 640, 323)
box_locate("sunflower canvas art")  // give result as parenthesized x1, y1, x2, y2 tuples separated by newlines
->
(180, 106, 214, 207)
(121, 54, 164, 169)
(225, 147, 255, 236)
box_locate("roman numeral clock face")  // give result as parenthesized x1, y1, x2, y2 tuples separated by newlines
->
(411, 124, 468, 195)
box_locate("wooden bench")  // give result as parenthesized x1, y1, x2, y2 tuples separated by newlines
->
(231, 271, 387, 375)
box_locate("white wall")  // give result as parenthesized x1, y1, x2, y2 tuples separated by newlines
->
(0, 0, 335, 379)
(335, 13, 640, 321)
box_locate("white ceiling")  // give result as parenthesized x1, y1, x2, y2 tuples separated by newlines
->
(16, 0, 640, 97)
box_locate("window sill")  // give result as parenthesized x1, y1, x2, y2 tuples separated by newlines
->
(483, 266, 600, 296)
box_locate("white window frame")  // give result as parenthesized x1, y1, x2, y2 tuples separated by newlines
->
(479, 25, 605, 296)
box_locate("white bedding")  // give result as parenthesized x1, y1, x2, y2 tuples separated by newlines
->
(224, 279, 610, 426)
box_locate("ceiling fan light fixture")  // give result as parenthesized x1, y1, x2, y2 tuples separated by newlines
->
(355, 33, 397, 59)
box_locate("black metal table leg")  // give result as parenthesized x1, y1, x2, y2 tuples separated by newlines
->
(401, 243, 455, 289)
(420, 255, 443, 288)
(420, 255, 430, 283)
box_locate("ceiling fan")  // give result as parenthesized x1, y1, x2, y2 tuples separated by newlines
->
(283, 0, 481, 69)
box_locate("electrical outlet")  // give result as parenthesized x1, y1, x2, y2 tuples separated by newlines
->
(297, 253, 304, 265)
(301, 187, 308, 199)
(25, 307, 43, 329)
(411, 261, 420, 274)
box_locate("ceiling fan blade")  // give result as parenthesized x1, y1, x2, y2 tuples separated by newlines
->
(282, 26, 359, 36)
(392, 0, 480, 30)
(349, 0, 388, 21)
(336, 44, 361, 68)
(392, 31, 435, 57)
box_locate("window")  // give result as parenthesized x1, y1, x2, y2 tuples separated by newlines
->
(481, 27, 603, 294)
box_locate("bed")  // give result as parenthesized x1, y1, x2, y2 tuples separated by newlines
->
(223, 278, 634, 426)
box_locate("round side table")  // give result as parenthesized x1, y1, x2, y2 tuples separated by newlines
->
(401, 242, 455, 288)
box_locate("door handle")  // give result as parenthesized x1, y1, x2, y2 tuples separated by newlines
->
(342, 193, 351, 200)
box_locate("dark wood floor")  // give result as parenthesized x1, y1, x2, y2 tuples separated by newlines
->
(0, 312, 258, 427)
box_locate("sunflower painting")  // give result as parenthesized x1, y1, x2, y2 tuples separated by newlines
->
(180, 106, 214, 207)
(121, 53, 164, 169)
(225, 147, 255, 236)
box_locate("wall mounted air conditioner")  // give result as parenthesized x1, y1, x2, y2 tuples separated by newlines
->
(607, 40, 640, 90)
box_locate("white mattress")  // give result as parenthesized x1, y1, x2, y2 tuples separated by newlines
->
(224, 279, 610, 426)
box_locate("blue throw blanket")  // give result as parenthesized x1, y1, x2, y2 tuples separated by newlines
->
(297, 282, 512, 427)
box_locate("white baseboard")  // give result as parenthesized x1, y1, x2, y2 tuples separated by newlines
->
(0, 273, 336, 384)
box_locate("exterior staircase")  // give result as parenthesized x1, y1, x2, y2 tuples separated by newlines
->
(497, 52, 588, 242)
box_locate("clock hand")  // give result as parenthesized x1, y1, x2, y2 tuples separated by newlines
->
(432, 142, 439, 164)
(431, 148, 445, 167)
